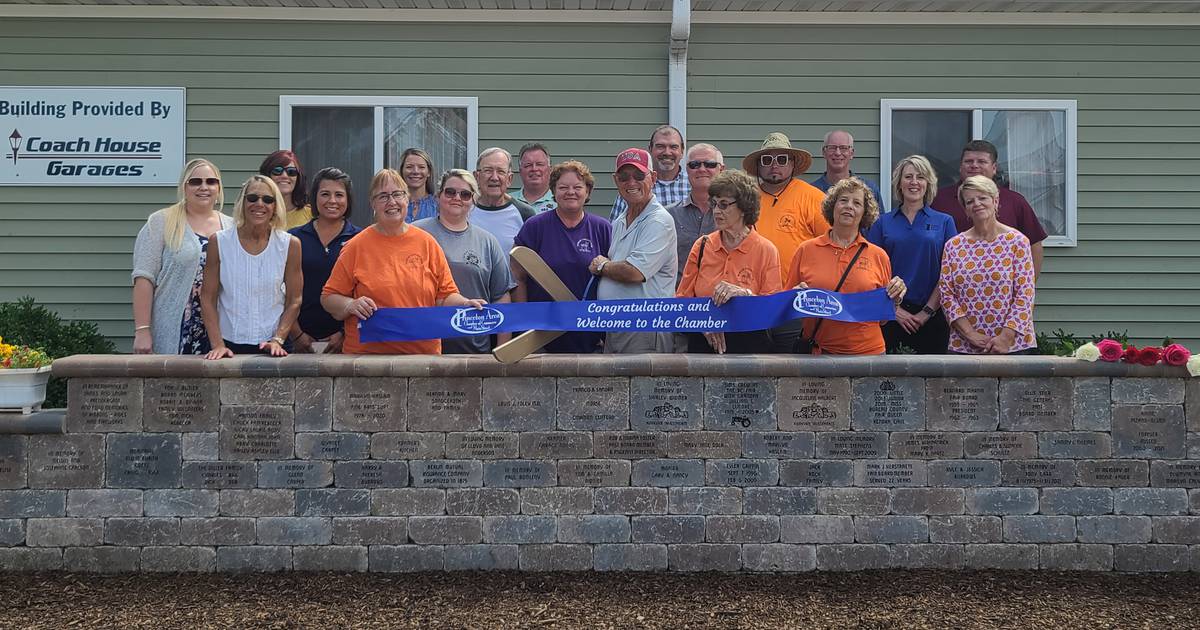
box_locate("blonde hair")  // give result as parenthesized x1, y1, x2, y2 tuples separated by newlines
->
(439, 169, 480, 199)
(890, 155, 938, 208)
(821, 177, 880, 231)
(958, 174, 999, 205)
(369, 168, 407, 198)
(232, 175, 286, 231)
(162, 158, 224, 250)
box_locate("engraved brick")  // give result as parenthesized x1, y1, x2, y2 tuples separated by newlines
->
(594, 432, 666, 459)
(105, 517, 180, 546)
(144, 489, 218, 517)
(182, 462, 255, 489)
(220, 377, 293, 405)
(815, 432, 888, 459)
(891, 488, 964, 515)
(1112, 405, 1185, 459)
(630, 377, 703, 431)
(593, 544, 668, 571)
(407, 377, 481, 431)
(333, 378, 406, 432)
(1041, 487, 1112, 515)
(219, 405, 294, 460)
(1073, 377, 1112, 431)
(744, 487, 817, 515)
(777, 377, 850, 431)
(963, 432, 1037, 459)
(889, 432, 963, 460)
(780, 515, 854, 543)
(216, 546, 291, 572)
(817, 488, 890, 515)
(67, 378, 143, 432)
(1039, 432, 1112, 459)
(1003, 515, 1075, 542)
(519, 432, 592, 459)
(926, 378, 998, 431)
(928, 460, 1001, 487)
(371, 488, 445, 516)
(258, 461, 333, 488)
(632, 515, 704, 543)
(1077, 460, 1148, 487)
(1114, 544, 1189, 571)
(964, 544, 1038, 569)
(1151, 516, 1200, 543)
(483, 515, 557, 543)
(965, 488, 1038, 515)
(28, 434, 103, 489)
(27, 517, 103, 546)
(445, 488, 519, 515)
(371, 432, 444, 460)
(292, 546, 368, 572)
(1001, 460, 1076, 487)
(743, 544, 816, 571)
(181, 433, 218, 462)
(558, 459, 631, 487)
(854, 515, 928, 543)
(141, 546, 216, 572)
(483, 460, 556, 488)
(704, 377, 776, 430)
(890, 544, 964, 569)
(594, 488, 667, 515)
(778, 460, 854, 486)
(143, 378, 219, 432)
(64, 547, 140, 573)
(219, 489, 293, 516)
(444, 433, 517, 460)
(559, 515, 631, 543)
(296, 489, 371, 516)
(1040, 544, 1113, 571)
(668, 543, 741, 571)
(482, 377, 554, 431)
(854, 460, 927, 487)
(1077, 515, 1150, 543)
(410, 460, 483, 488)
(929, 515, 1001, 543)
(667, 432, 741, 459)
(851, 377, 924, 431)
(706, 459, 779, 486)
(369, 546, 443, 572)
(257, 516, 331, 545)
(519, 544, 593, 571)
(334, 461, 408, 489)
(999, 378, 1072, 431)
(1152, 461, 1200, 487)
(815, 544, 889, 571)
(408, 516, 481, 544)
(557, 377, 629, 430)
(521, 488, 593, 515)
(295, 433, 369, 460)
(294, 376, 333, 432)
(668, 487, 742, 515)
(106, 433, 182, 489)
(67, 489, 142, 517)
(631, 459, 704, 487)
(444, 544, 518, 571)
(181, 517, 255, 545)
(0, 490, 64, 518)
(0, 436, 26, 489)
(741, 432, 814, 459)
(1115, 488, 1188, 515)
(1112, 378, 1185, 405)
(706, 515, 778, 543)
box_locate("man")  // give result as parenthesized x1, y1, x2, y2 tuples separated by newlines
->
(809, 130, 883, 207)
(743, 132, 829, 282)
(590, 148, 678, 354)
(931, 140, 1047, 278)
(665, 143, 724, 284)
(609, 125, 690, 222)
(470, 147, 535, 257)
(513, 142, 555, 213)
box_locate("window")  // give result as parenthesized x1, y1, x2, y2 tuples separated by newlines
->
(280, 96, 478, 226)
(880, 99, 1077, 246)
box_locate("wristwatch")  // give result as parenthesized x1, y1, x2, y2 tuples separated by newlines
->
(595, 260, 608, 276)
(921, 305, 937, 316)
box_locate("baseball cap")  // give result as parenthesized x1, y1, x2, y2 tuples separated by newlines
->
(615, 148, 652, 173)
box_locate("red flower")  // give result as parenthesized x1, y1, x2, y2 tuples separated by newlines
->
(1096, 339, 1124, 362)
(1138, 346, 1164, 367)
(1164, 343, 1192, 367)
(1121, 345, 1140, 364)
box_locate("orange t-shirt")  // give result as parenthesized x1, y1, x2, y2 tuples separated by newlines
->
(676, 230, 782, 298)
(322, 225, 459, 354)
(786, 233, 892, 356)
(755, 178, 830, 283)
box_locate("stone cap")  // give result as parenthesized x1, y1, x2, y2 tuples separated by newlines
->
(50, 354, 1189, 379)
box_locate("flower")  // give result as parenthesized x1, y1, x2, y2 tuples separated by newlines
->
(1188, 355, 1200, 377)
(1096, 339, 1124, 362)
(1137, 346, 1164, 367)
(1073, 342, 1101, 362)
(1164, 343, 1192, 367)
(1121, 345, 1140, 364)
(0, 337, 52, 370)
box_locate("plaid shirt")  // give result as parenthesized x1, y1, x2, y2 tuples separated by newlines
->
(609, 172, 690, 222)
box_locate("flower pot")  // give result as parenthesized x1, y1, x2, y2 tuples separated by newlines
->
(0, 366, 52, 414)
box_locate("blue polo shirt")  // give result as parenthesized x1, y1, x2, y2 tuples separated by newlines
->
(865, 205, 956, 307)
(289, 219, 363, 339)
(810, 172, 883, 210)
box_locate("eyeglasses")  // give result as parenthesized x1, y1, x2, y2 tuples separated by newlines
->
(479, 167, 510, 177)
(186, 177, 220, 187)
(615, 170, 649, 183)
(823, 144, 853, 154)
(759, 154, 790, 167)
(244, 194, 276, 204)
(687, 160, 721, 170)
(709, 198, 738, 211)
(442, 187, 474, 201)
(269, 166, 300, 177)
(373, 191, 408, 203)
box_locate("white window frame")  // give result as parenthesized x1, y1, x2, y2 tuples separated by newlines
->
(278, 95, 479, 172)
(880, 98, 1078, 247)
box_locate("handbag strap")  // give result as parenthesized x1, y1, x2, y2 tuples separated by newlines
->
(696, 235, 707, 269)
(807, 242, 868, 343)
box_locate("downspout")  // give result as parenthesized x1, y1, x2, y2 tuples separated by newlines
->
(668, 0, 690, 138)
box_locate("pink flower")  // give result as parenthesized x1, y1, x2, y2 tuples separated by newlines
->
(1138, 346, 1164, 367)
(1096, 339, 1124, 362)
(1164, 343, 1192, 367)
(1121, 345, 1140, 364)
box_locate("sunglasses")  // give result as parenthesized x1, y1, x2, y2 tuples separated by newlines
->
(442, 187, 474, 201)
(759, 154, 790, 167)
(186, 177, 220, 187)
(244, 194, 276, 204)
(615, 170, 649, 183)
(709, 198, 738, 211)
(269, 166, 300, 177)
(687, 160, 721, 170)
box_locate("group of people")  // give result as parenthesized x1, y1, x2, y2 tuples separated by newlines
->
(131, 126, 1040, 358)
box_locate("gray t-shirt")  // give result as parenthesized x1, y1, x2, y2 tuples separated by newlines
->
(413, 218, 516, 354)
(470, 197, 535, 259)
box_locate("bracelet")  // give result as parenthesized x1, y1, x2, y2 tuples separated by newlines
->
(134, 325, 151, 332)
(269, 336, 286, 346)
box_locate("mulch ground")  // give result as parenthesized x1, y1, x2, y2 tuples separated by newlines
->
(1, 571, 1197, 628)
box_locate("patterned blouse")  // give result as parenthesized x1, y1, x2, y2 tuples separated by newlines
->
(938, 229, 1036, 354)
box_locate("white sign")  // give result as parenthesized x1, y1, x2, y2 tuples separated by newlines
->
(1, 86, 185, 186)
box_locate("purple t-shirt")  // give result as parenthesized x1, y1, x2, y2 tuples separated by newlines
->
(513, 211, 612, 354)
(931, 184, 1049, 245)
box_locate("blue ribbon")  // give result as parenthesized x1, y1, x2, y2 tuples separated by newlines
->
(357, 288, 895, 343)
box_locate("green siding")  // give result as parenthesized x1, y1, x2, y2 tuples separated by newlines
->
(0, 18, 1198, 350)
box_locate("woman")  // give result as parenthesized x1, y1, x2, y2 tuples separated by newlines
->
(511, 160, 612, 354)
(131, 158, 234, 354)
(287, 167, 361, 354)
(321, 169, 486, 355)
(676, 169, 780, 354)
(413, 169, 515, 354)
(200, 176, 303, 358)
(400, 148, 438, 223)
(939, 175, 1037, 354)
(259, 150, 310, 229)
(866, 155, 957, 354)
(786, 178, 907, 356)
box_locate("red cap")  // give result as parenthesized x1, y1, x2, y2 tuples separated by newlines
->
(615, 148, 652, 173)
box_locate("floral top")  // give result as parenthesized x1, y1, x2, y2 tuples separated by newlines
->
(177, 233, 212, 355)
(939, 229, 1036, 354)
